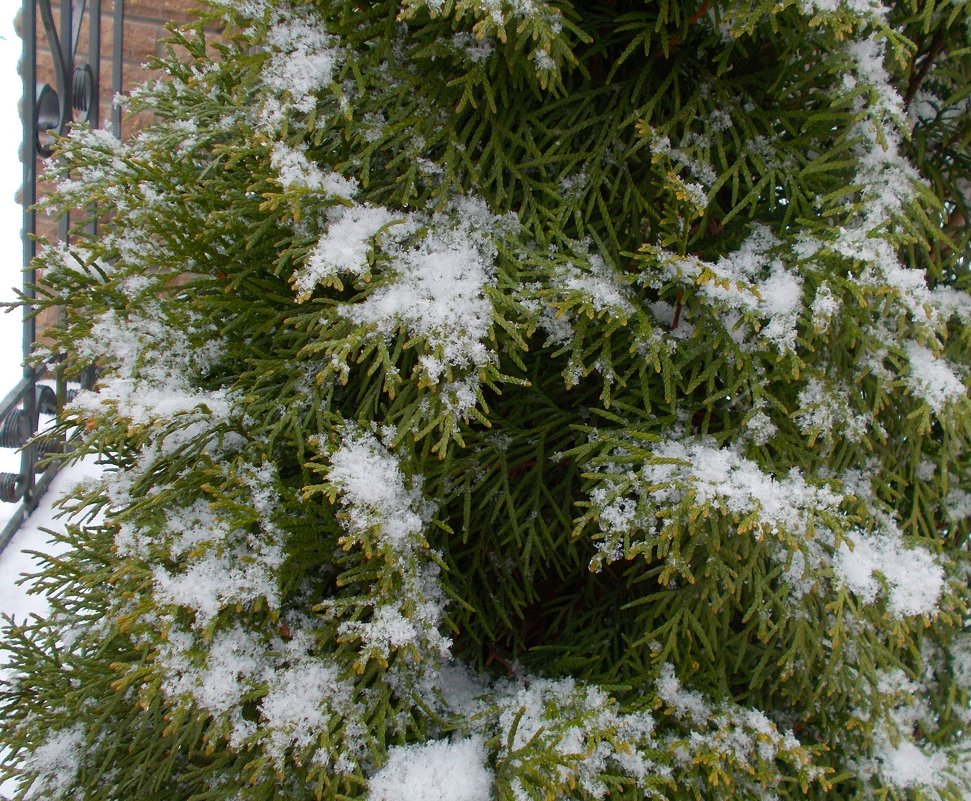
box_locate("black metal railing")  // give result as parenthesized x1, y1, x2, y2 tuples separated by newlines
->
(0, 0, 124, 551)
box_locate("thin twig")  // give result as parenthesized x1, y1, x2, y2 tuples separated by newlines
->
(655, 0, 712, 60)
(904, 29, 946, 110)
(671, 289, 684, 331)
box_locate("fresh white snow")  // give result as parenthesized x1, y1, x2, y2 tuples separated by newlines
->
(0, 457, 105, 634)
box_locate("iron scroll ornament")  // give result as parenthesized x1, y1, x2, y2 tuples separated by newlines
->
(0, 0, 112, 546)
(35, 0, 98, 156)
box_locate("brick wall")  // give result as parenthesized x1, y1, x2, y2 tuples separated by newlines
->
(25, 0, 208, 136)
(21, 0, 213, 336)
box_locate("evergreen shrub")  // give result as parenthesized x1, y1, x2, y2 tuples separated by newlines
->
(2, 1, 971, 799)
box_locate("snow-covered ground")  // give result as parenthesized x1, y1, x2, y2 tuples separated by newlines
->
(0, 44, 107, 801)
(0, 4, 27, 544)
(0, 14, 106, 798)
(0, 452, 100, 800)
(0, 9, 92, 630)
(0, 456, 104, 629)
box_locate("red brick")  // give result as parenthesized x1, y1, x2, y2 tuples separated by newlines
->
(21, 0, 229, 342)
(125, 0, 209, 24)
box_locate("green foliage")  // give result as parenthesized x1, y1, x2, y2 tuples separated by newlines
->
(2, 1, 971, 800)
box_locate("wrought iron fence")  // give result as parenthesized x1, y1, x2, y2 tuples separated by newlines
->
(0, 0, 124, 551)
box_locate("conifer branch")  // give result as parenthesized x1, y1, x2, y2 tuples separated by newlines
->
(904, 27, 946, 110)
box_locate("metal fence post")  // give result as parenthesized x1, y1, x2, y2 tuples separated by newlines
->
(0, 0, 124, 552)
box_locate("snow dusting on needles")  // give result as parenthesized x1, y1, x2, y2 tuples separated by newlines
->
(795, 376, 869, 442)
(826, 31, 941, 324)
(368, 737, 493, 801)
(160, 624, 266, 723)
(873, 732, 948, 791)
(489, 675, 659, 799)
(327, 428, 428, 552)
(143, 463, 288, 628)
(156, 620, 364, 766)
(650, 225, 803, 351)
(588, 438, 947, 617)
(270, 142, 358, 198)
(656, 664, 710, 725)
(810, 281, 839, 333)
(285, 194, 508, 398)
(834, 527, 944, 617)
(324, 428, 452, 667)
(557, 253, 635, 317)
(260, 658, 352, 767)
(411, 0, 546, 25)
(342, 198, 507, 385)
(21, 726, 85, 801)
(69, 304, 232, 427)
(640, 439, 843, 539)
(152, 537, 284, 626)
(293, 204, 403, 300)
(258, 4, 339, 130)
(800, 0, 884, 14)
(904, 342, 967, 414)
